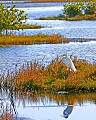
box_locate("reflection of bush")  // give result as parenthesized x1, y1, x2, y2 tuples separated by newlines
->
(11, 92, 96, 106)
(0, 113, 13, 120)
(0, 92, 96, 120)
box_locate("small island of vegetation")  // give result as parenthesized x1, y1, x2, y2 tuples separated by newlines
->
(1, 57, 96, 93)
(39, 1, 96, 20)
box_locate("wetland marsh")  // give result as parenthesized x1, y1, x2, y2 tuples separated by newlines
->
(0, 1, 96, 120)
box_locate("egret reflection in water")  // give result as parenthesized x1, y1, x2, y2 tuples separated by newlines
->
(63, 105, 74, 118)
(63, 99, 76, 119)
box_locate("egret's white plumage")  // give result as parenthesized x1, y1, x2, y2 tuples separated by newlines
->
(60, 54, 77, 72)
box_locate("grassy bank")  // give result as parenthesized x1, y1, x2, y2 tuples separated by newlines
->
(4, 57, 96, 93)
(39, 14, 96, 21)
(1, 24, 43, 34)
(0, 34, 69, 46)
(15, 24, 43, 29)
(5, 24, 43, 30)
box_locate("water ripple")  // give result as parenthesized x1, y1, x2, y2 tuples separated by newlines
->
(0, 42, 96, 74)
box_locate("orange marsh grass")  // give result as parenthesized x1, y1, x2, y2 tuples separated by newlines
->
(0, 34, 69, 46)
(11, 57, 96, 93)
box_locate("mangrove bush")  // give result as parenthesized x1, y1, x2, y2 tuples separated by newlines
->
(0, 3, 28, 35)
(63, 2, 96, 17)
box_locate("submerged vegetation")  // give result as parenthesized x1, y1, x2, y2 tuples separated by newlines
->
(0, 34, 69, 46)
(1, 57, 96, 93)
(39, 1, 96, 20)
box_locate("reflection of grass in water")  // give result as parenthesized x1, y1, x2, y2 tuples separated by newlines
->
(0, 34, 69, 46)
(0, 112, 14, 120)
(0, 92, 96, 120)
(20, 92, 96, 107)
(1, 114, 13, 120)
(4, 56, 96, 93)
(6, 91, 96, 106)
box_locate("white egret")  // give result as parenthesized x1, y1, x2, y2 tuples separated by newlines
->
(60, 54, 77, 72)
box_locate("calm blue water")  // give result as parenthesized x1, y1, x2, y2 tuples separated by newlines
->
(3, 1, 68, 7)
(8, 20, 96, 38)
(0, 42, 96, 75)
(3, 2, 96, 38)
(3, 2, 64, 19)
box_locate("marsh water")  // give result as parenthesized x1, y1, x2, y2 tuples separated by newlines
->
(0, 89, 96, 120)
(3, 2, 96, 38)
(0, 42, 96, 75)
(0, 2, 96, 120)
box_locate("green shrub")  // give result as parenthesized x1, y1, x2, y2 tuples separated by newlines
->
(0, 3, 27, 35)
(63, 2, 83, 17)
(85, 2, 96, 15)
